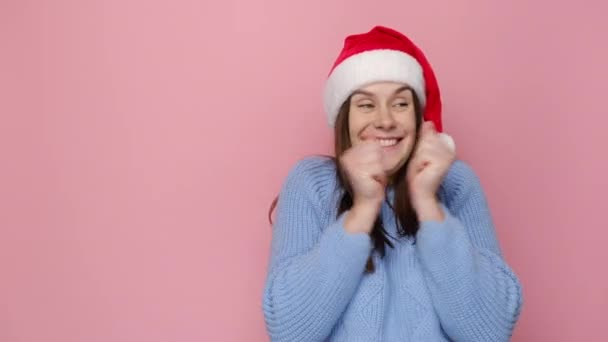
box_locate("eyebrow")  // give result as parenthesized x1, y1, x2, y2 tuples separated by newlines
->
(351, 85, 413, 98)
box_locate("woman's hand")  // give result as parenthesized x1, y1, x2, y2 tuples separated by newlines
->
(340, 141, 387, 233)
(406, 121, 456, 219)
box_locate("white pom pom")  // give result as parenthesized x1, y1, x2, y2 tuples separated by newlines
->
(439, 133, 456, 152)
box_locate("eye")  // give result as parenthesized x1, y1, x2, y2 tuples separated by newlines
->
(394, 102, 409, 107)
(357, 103, 375, 110)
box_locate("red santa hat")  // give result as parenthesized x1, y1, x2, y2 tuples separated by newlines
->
(323, 25, 455, 151)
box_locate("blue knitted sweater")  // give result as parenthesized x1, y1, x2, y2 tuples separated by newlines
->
(263, 156, 523, 341)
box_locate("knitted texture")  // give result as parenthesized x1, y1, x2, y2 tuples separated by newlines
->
(263, 156, 523, 341)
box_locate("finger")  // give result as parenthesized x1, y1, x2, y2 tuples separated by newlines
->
(360, 154, 386, 176)
(412, 156, 430, 174)
(420, 124, 456, 154)
(357, 142, 384, 163)
(419, 121, 436, 138)
(349, 145, 383, 169)
(406, 155, 423, 182)
(407, 152, 423, 177)
(363, 143, 392, 172)
(357, 140, 382, 153)
(416, 138, 441, 156)
(373, 174, 387, 187)
(368, 164, 387, 186)
(419, 130, 452, 155)
(409, 143, 433, 173)
(409, 139, 454, 180)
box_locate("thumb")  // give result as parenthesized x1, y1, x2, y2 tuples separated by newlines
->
(420, 121, 436, 137)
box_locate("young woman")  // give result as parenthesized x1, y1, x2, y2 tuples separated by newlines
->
(263, 26, 523, 341)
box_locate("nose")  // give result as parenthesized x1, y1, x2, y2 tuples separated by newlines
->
(374, 105, 396, 129)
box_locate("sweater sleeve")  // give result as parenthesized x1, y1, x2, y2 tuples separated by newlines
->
(262, 158, 372, 342)
(415, 160, 523, 342)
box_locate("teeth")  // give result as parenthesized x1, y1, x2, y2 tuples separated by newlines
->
(377, 138, 398, 147)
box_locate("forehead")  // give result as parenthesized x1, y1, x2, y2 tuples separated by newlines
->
(352, 82, 413, 97)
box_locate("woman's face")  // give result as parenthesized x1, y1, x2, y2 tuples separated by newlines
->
(348, 81, 418, 176)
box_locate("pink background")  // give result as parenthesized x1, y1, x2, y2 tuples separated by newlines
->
(1, 0, 606, 341)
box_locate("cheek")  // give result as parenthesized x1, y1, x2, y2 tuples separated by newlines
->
(394, 128, 417, 163)
(397, 109, 417, 129)
(400, 136, 416, 157)
(348, 114, 368, 144)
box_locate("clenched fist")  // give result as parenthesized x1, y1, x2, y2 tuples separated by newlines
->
(339, 141, 389, 233)
(406, 121, 456, 211)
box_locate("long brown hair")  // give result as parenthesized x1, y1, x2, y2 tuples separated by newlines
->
(269, 91, 424, 273)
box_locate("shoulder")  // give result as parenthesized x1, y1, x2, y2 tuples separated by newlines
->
(280, 155, 339, 207)
(439, 159, 486, 208)
(444, 159, 481, 187)
(285, 155, 337, 183)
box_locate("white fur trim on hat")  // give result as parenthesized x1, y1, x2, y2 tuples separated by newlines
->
(439, 132, 456, 152)
(323, 49, 426, 127)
